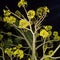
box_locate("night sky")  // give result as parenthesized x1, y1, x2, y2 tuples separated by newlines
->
(1, 0, 60, 32)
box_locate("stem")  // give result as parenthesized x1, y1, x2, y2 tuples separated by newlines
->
(2, 50, 5, 60)
(13, 24, 32, 50)
(50, 56, 60, 59)
(29, 19, 32, 31)
(40, 44, 60, 60)
(51, 44, 60, 56)
(32, 33, 37, 60)
(0, 47, 5, 60)
(43, 39, 46, 58)
(40, 39, 47, 60)
(5, 6, 26, 20)
(1, 31, 24, 40)
(22, 5, 27, 15)
(35, 13, 46, 26)
(22, 5, 33, 31)
(10, 57, 13, 60)
(36, 40, 53, 50)
(40, 55, 50, 60)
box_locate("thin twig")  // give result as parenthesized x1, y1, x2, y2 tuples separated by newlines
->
(50, 56, 60, 59)
(12, 24, 32, 50)
(22, 5, 27, 15)
(5, 6, 26, 20)
(22, 5, 33, 31)
(51, 44, 60, 56)
(35, 13, 47, 26)
(36, 40, 53, 50)
(1, 31, 24, 39)
(0, 56, 2, 58)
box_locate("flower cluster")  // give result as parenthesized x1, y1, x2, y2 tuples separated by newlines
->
(13, 49, 24, 59)
(36, 6, 50, 18)
(5, 48, 13, 57)
(18, 19, 30, 28)
(39, 29, 49, 38)
(5, 44, 24, 59)
(27, 10, 35, 19)
(43, 25, 52, 37)
(3, 9, 16, 24)
(3, 16, 16, 24)
(53, 31, 60, 40)
(48, 50, 53, 55)
(43, 25, 52, 31)
(3, 9, 11, 16)
(18, 0, 27, 8)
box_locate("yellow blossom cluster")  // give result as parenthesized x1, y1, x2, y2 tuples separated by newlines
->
(27, 10, 35, 19)
(18, 0, 27, 8)
(3, 9, 11, 16)
(18, 19, 30, 28)
(5, 44, 24, 59)
(13, 49, 24, 59)
(40, 29, 49, 38)
(3, 9, 16, 24)
(3, 16, 16, 24)
(36, 6, 50, 18)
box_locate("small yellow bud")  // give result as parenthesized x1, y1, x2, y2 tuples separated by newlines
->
(44, 6, 50, 13)
(18, 0, 27, 8)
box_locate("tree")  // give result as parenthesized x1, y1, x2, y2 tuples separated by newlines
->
(0, 0, 60, 60)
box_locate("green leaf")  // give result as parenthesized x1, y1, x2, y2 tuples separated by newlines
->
(4, 38, 13, 48)
(22, 29, 33, 45)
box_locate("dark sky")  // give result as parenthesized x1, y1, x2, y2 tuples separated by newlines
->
(1, 0, 60, 31)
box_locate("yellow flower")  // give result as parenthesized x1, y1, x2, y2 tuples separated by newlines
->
(48, 50, 53, 55)
(18, 0, 27, 8)
(16, 44, 23, 49)
(5, 48, 13, 57)
(18, 50, 24, 59)
(43, 25, 52, 31)
(53, 36, 60, 40)
(13, 49, 19, 57)
(13, 47, 17, 50)
(53, 31, 58, 36)
(28, 58, 31, 60)
(36, 7, 44, 18)
(44, 6, 50, 13)
(18, 19, 29, 28)
(36, 6, 50, 18)
(3, 16, 16, 24)
(13, 49, 24, 59)
(40, 29, 49, 38)
(3, 17, 10, 22)
(27, 10, 35, 19)
(3, 9, 11, 16)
